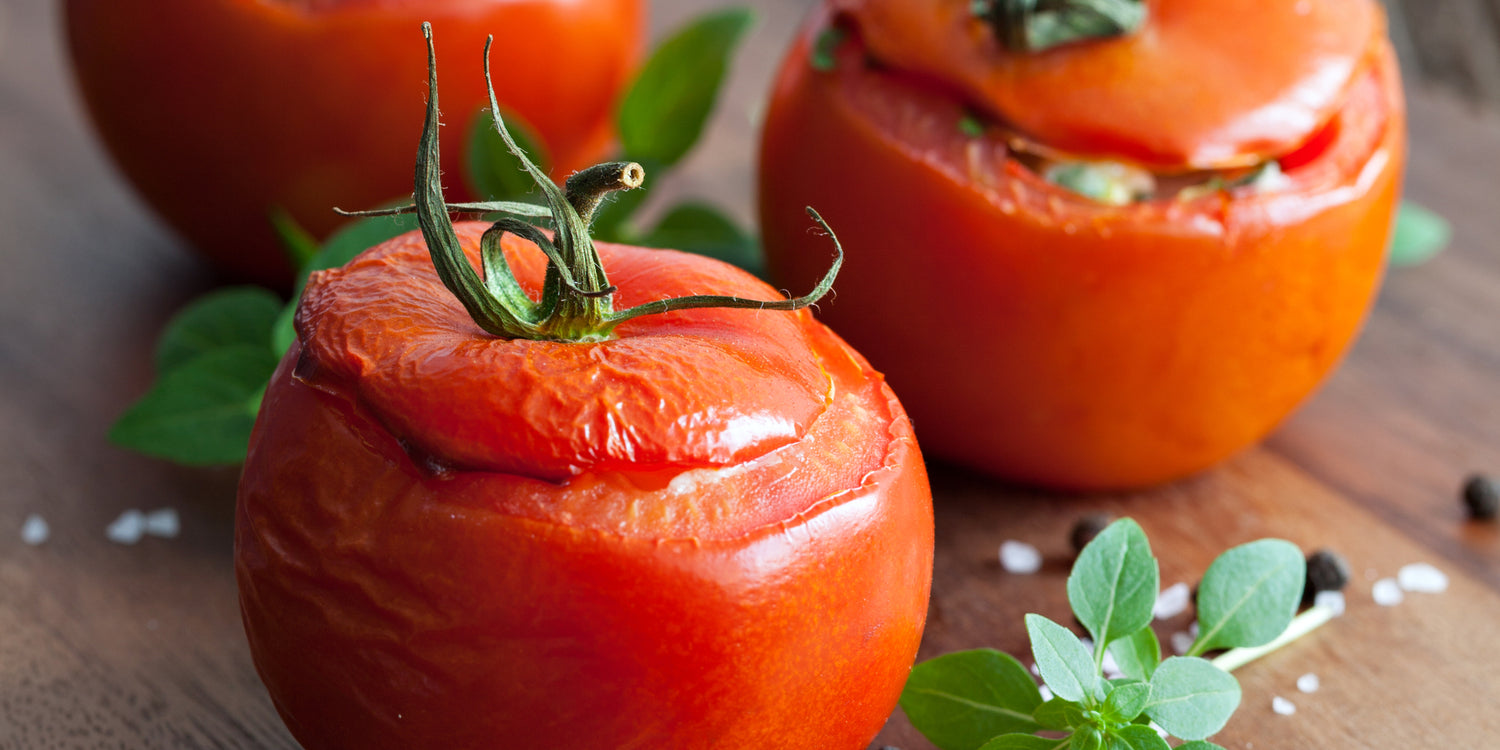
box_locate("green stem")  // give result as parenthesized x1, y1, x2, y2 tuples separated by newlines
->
(973, 0, 1146, 52)
(1209, 605, 1336, 673)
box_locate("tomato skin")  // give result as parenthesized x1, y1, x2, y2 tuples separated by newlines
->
(758, 6, 1405, 490)
(64, 0, 642, 287)
(235, 224, 933, 749)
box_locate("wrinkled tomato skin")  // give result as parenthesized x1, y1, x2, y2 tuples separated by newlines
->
(235, 225, 934, 749)
(758, 8, 1405, 490)
(64, 0, 642, 287)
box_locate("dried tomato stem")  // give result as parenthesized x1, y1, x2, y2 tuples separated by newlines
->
(974, 0, 1146, 52)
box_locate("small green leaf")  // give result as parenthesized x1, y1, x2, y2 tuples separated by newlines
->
(978, 734, 1070, 750)
(154, 287, 283, 374)
(1026, 614, 1101, 705)
(1071, 726, 1105, 750)
(1107, 627, 1160, 682)
(638, 202, 763, 275)
(1193, 539, 1305, 653)
(1033, 697, 1086, 730)
(1108, 724, 1170, 750)
(466, 106, 551, 202)
(959, 114, 985, 138)
(617, 7, 755, 168)
(810, 26, 846, 72)
(1177, 742, 1229, 750)
(1068, 518, 1159, 655)
(110, 346, 280, 466)
(1143, 657, 1240, 741)
(901, 649, 1044, 750)
(1102, 680, 1150, 723)
(270, 207, 320, 269)
(1388, 200, 1451, 267)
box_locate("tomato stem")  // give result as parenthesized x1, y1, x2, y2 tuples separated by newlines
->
(408, 23, 843, 343)
(973, 0, 1146, 52)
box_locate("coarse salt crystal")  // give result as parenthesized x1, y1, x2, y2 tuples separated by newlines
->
(1313, 590, 1346, 617)
(1272, 696, 1296, 716)
(1038, 685, 1053, 702)
(999, 540, 1042, 574)
(1372, 578, 1404, 607)
(1153, 582, 1191, 620)
(1397, 562, 1448, 594)
(1297, 673, 1320, 693)
(20, 514, 49, 546)
(1170, 630, 1194, 655)
(106, 510, 146, 545)
(143, 508, 180, 538)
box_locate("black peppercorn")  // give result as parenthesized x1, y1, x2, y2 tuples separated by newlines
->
(1070, 512, 1115, 554)
(1303, 548, 1351, 603)
(1462, 474, 1499, 520)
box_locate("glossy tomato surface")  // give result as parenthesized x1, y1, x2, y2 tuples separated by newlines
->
(235, 223, 934, 749)
(759, 0, 1405, 490)
(66, 0, 642, 287)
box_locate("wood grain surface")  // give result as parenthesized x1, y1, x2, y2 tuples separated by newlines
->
(3, 0, 1499, 748)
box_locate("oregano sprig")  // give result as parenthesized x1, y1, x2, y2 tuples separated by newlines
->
(900, 519, 1331, 750)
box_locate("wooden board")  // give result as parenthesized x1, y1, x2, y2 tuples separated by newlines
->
(2, 0, 1499, 747)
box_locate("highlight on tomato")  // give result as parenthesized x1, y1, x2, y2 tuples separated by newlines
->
(759, 0, 1405, 490)
(65, 0, 643, 287)
(235, 27, 933, 750)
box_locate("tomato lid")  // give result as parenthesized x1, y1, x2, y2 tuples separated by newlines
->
(833, 0, 1381, 169)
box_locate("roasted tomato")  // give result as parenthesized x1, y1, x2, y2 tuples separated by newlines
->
(65, 0, 642, 287)
(235, 30, 933, 749)
(759, 0, 1405, 490)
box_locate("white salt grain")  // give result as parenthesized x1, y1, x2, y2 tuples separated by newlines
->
(1153, 582, 1191, 620)
(106, 510, 146, 545)
(1297, 673, 1320, 693)
(999, 540, 1042, 574)
(1272, 696, 1296, 716)
(1170, 630, 1194, 655)
(1397, 562, 1448, 594)
(20, 514, 49, 545)
(1313, 590, 1346, 617)
(143, 508, 180, 538)
(1038, 685, 1053, 702)
(1372, 578, 1404, 607)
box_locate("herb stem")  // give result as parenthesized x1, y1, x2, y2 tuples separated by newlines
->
(1208, 605, 1335, 674)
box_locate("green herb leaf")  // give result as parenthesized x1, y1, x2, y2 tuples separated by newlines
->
(810, 26, 846, 72)
(1107, 724, 1171, 750)
(638, 202, 763, 275)
(901, 649, 1044, 750)
(1068, 518, 1159, 655)
(959, 114, 986, 138)
(1388, 200, 1451, 267)
(1071, 726, 1105, 750)
(1033, 697, 1086, 730)
(1176, 742, 1229, 750)
(1143, 657, 1240, 741)
(1026, 614, 1101, 705)
(466, 106, 551, 202)
(617, 7, 755, 168)
(270, 207, 320, 269)
(1192, 539, 1305, 653)
(154, 287, 282, 374)
(979, 734, 1071, 750)
(1107, 627, 1160, 681)
(109, 346, 279, 466)
(1102, 679, 1150, 723)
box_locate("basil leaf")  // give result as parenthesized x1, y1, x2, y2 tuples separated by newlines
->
(1108, 724, 1170, 750)
(1032, 697, 1085, 730)
(1106, 627, 1160, 682)
(270, 207, 319, 269)
(617, 7, 754, 168)
(1177, 742, 1229, 750)
(1388, 200, 1450, 267)
(110, 346, 279, 466)
(1193, 539, 1305, 652)
(1026, 614, 1101, 705)
(1068, 518, 1159, 653)
(1143, 657, 1240, 741)
(1102, 679, 1150, 723)
(810, 26, 846, 72)
(979, 734, 1071, 750)
(154, 287, 282, 374)
(466, 106, 551, 202)
(638, 202, 763, 275)
(901, 649, 1045, 750)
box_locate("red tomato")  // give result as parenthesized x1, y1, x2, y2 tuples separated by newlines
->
(65, 0, 643, 287)
(759, 0, 1405, 490)
(235, 224, 934, 749)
